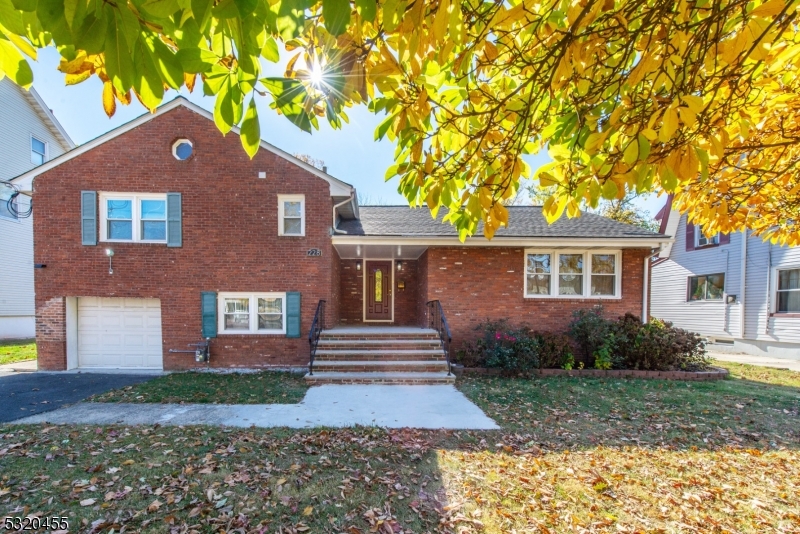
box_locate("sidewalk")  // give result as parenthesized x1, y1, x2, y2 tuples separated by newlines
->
(709, 351, 800, 372)
(0, 359, 36, 374)
(13, 384, 500, 430)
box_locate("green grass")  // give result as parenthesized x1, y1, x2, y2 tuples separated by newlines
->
(2, 361, 799, 533)
(714, 358, 800, 387)
(89, 371, 309, 404)
(0, 339, 35, 366)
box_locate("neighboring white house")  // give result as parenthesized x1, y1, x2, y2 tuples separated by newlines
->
(0, 78, 74, 339)
(651, 195, 800, 358)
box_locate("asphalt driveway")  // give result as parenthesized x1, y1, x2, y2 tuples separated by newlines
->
(0, 372, 157, 423)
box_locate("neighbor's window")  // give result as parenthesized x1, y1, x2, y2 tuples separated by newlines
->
(278, 194, 305, 236)
(100, 193, 167, 243)
(776, 268, 800, 313)
(219, 293, 286, 334)
(696, 225, 719, 247)
(524, 250, 620, 298)
(688, 273, 725, 301)
(31, 137, 46, 165)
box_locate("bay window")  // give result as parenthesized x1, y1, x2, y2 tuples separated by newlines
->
(524, 250, 621, 298)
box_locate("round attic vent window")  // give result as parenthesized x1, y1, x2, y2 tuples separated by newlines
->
(172, 139, 193, 160)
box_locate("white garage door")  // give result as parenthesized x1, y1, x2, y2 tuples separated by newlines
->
(78, 297, 163, 369)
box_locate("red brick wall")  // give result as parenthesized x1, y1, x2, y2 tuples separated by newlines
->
(338, 258, 419, 326)
(34, 106, 338, 370)
(420, 247, 649, 346)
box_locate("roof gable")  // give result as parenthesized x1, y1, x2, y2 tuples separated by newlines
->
(10, 97, 353, 197)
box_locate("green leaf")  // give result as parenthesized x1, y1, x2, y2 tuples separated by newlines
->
(132, 36, 164, 110)
(212, 0, 238, 18)
(240, 97, 260, 158)
(74, 12, 106, 54)
(354, 0, 375, 21)
(36, 0, 72, 43)
(116, 5, 140, 49)
(10, 0, 36, 12)
(261, 35, 279, 62)
(1, 0, 28, 34)
(637, 133, 650, 161)
(271, 0, 305, 40)
(62, 0, 78, 27)
(322, 0, 350, 36)
(104, 14, 134, 93)
(261, 76, 312, 133)
(382, 0, 402, 31)
(147, 33, 183, 88)
(214, 77, 234, 133)
(601, 179, 618, 200)
(0, 37, 33, 87)
(139, 0, 179, 18)
(190, 0, 212, 29)
(623, 139, 638, 165)
(175, 46, 218, 73)
(233, 0, 256, 16)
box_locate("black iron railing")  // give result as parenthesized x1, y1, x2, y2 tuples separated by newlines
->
(308, 300, 326, 375)
(427, 300, 452, 376)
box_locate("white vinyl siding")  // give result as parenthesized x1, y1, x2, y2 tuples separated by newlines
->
(651, 213, 800, 344)
(0, 79, 71, 326)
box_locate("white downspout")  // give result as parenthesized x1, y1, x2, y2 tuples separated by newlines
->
(739, 229, 747, 339)
(642, 247, 663, 324)
(332, 192, 355, 235)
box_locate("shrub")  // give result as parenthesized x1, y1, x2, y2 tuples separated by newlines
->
(535, 331, 576, 369)
(610, 314, 709, 371)
(457, 320, 540, 377)
(568, 306, 613, 367)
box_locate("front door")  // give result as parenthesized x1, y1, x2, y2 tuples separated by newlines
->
(365, 261, 392, 321)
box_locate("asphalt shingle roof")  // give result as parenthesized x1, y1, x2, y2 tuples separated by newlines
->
(339, 206, 663, 238)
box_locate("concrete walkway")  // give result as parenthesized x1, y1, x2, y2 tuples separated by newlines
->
(709, 351, 800, 372)
(14, 384, 499, 430)
(0, 359, 36, 375)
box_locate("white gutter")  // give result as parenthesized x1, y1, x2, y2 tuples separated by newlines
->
(739, 229, 747, 339)
(332, 193, 355, 234)
(642, 247, 663, 324)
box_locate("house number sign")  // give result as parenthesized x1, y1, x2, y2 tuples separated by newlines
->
(307, 248, 322, 257)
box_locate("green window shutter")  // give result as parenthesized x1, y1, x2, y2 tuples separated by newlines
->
(286, 292, 301, 338)
(166, 193, 182, 247)
(81, 191, 97, 245)
(201, 291, 217, 338)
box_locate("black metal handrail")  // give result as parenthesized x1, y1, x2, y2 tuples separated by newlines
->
(308, 300, 326, 375)
(427, 300, 452, 376)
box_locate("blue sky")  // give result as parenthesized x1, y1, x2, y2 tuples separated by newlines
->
(30, 47, 666, 217)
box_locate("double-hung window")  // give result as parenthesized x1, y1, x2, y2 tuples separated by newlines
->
(278, 194, 305, 236)
(776, 268, 800, 313)
(524, 250, 620, 298)
(687, 273, 725, 301)
(31, 137, 46, 166)
(696, 225, 719, 247)
(219, 293, 286, 334)
(100, 193, 167, 243)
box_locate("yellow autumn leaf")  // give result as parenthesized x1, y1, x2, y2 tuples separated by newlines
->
(102, 81, 116, 117)
(750, 0, 787, 18)
(303, 506, 313, 516)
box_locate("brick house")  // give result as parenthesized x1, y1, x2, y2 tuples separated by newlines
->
(11, 98, 668, 382)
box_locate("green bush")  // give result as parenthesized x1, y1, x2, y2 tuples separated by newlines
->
(459, 311, 709, 375)
(610, 314, 709, 371)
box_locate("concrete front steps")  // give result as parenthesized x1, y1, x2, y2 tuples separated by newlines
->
(304, 327, 455, 385)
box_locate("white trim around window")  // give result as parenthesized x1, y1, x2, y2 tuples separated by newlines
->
(218, 292, 287, 334)
(30, 134, 47, 166)
(524, 249, 622, 299)
(278, 194, 305, 236)
(695, 225, 719, 247)
(773, 265, 800, 314)
(99, 193, 168, 243)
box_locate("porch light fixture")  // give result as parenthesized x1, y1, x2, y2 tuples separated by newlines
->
(356, 262, 361, 271)
(105, 248, 114, 275)
(397, 261, 403, 271)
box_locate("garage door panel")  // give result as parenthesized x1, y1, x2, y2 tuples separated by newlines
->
(78, 298, 163, 369)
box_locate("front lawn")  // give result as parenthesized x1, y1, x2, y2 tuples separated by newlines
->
(1, 362, 798, 533)
(0, 339, 36, 366)
(89, 371, 309, 404)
